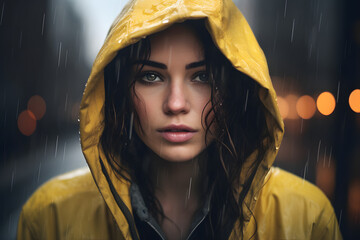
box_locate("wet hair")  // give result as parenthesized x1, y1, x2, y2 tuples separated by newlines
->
(101, 19, 269, 239)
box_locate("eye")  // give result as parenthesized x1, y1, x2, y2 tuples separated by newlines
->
(193, 72, 209, 83)
(139, 72, 162, 83)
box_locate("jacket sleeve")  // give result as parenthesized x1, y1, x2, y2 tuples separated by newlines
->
(17, 208, 36, 240)
(318, 211, 343, 240)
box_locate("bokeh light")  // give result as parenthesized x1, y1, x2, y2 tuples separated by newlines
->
(349, 89, 360, 113)
(27, 95, 46, 120)
(316, 92, 336, 116)
(296, 95, 316, 119)
(285, 94, 299, 119)
(277, 96, 289, 119)
(17, 110, 37, 136)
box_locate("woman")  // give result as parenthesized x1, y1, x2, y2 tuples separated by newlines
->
(17, 0, 342, 239)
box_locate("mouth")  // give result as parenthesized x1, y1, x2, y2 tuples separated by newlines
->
(157, 125, 197, 143)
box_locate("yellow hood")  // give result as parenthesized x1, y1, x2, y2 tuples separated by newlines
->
(80, 0, 284, 237)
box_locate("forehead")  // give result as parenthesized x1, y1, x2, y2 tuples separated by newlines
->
(149, 24, 204, 60)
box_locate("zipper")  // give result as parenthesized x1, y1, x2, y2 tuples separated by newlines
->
(145, 220, 166, 240)
(185, 214, 207, 240)
(100, 157, 140, 240)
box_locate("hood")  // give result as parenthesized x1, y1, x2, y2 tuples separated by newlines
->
(79, 0, 284, 237)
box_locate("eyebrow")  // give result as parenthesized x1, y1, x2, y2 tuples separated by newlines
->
(132, 60, 205, 70)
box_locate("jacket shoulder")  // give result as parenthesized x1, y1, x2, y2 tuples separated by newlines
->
(252, 167, 342, 239)
(22, 167, 99, 211)
(17, 168, 120, 240)
(264, 167, 329, 204)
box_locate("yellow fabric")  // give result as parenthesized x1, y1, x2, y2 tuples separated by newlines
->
(17, 0, 342, 239)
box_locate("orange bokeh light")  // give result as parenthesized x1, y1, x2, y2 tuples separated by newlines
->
(27, 95, 46, 120)
(296, 95, 316, 119)
(316, 92, 336, 116)
(349, 89, 360, 113)
(277, 96, 289, 119)
(18, 110, 37, 136)
(285, 94, 299, 119)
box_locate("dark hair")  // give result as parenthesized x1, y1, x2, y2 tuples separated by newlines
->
(101, 19, 269, 239)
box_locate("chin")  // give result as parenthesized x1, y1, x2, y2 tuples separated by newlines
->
(153, 146, 204, 162)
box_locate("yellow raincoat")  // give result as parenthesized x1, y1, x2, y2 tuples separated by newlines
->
(17, 0, 342, 239)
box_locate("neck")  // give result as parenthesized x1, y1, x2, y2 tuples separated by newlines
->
(149, 150, 208, 207)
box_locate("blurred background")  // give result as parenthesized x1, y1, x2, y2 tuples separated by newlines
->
(0, 0, 359, 239)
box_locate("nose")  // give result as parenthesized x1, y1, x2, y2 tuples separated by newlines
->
(163, 81, 190, 115)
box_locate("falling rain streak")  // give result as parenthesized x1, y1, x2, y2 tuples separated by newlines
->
(283, 0, 288, 18)
(316, 140, 321, 162)
(291, 19, 295, 43)
(44, 135, 48, 156)
(303, 151, 310, 182)
(37, 162, 42, 182)
(63, 141, 67, 162)
(55, 135, 59, 158)
(58, 42, 62, 67)
(0, 2, 4, 25)
(244, 89, 249, 112)
(41, 13, 46, 35)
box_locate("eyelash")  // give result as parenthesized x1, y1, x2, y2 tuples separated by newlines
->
(136, 71, 210, 85)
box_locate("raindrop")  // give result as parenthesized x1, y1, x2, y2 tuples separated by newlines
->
(115, 59, 121, 84)
(10, 171, 15, 192)
(0, 2, 4, 25)
(244, 89, 249, 112)
(129, 44, 134, 58)
(41, 13, 46, 35)
(187, 177, 192, 200)
(64, 50, 68, 68)
(55, 135, 59, 158)
(167, 45, 173, 67)
(129, 112, 134, 140)
(318, 13, 322, 31)
(136, 40, 142, 58)
(336, 81, 340, 103)
(37, 162, 42, 182)
(64, 93, 68, 112)
(63, 141, 67, 162)
(328, 147, 332, 167)
(291, 19, 295, 43)
(339, 209, 342, 227)
(303, 151, 310, 182)
(283, 0, 288, 18)
(316, 140, 321, 162)
(323, 146, 327, 168)
(57, 42, 62, 68)
(53, 7, 57, 25)
(44, 135, 48, 156)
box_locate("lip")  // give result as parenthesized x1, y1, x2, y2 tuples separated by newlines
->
(157, 125, 197, 143)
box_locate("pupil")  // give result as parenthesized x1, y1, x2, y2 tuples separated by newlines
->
(147, 73, 156, 81)
(199, 73, 207, 81)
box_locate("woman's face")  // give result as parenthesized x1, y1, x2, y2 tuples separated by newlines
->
(132, 24, 214, 162)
